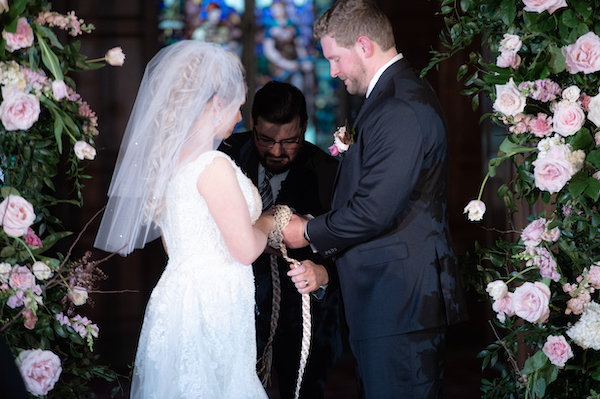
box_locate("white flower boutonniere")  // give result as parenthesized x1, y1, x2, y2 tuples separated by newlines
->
(328, 120, 356, 157)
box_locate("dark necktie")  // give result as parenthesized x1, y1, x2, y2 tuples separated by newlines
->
(259, 170, 274, 211)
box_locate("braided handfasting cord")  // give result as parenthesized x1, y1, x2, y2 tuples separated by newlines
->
(262, 205, 312, 399)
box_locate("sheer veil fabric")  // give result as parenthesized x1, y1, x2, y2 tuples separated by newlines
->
(94, 40, 247, 255)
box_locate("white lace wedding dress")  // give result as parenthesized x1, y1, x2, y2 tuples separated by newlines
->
(130, 151, 267, 399)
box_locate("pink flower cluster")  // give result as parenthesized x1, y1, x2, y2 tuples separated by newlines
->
(66, 87, 99, 136)
(496, 34, 522, 69)
(563, 265, 600, 315)
(35, 11, 85, 37)
(1, 265, 43, 310)
(521, 218, 560, 247)
(526, 247, 561, 282)
(518, 79, 561, 103)
(24, 227, 43, 248)
(56, 312, 99, 339)
(487, 280, 551, 324)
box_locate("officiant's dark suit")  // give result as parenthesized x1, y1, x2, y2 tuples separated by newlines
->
(218, 82, 341, 399)
(284, 1, 468, 398)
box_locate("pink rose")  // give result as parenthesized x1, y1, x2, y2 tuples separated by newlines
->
(2, 18, 34, 52)
(0, 87, 41, 131)
(492, 294, 515, 323)
(9, 265, 35, 291)
(493, 78, 527, 116)
(589, 266, 600, 289)
(497, 51, 521, 69)
(24, 227, 43, 248)
(588, 95, 600, 127)
(562, 32, 600, 74)
(328, 144, 339, 156)
(532, 146, 574, 194)
(566, 293, 591, 315)
(552, 101, 585, 137)
(0, 195, 36, 237)
(521, 218, 547, 247)
(16, 349, 62, 396)
(23, 308, 37, 330)
(522, 0, 567, 14)
(542, 335, 573, 367)
(512, 282, 551, 323)
(499, 34, 523, 52)
(52, 80, 68, 100)
(529, 113, 553, 138)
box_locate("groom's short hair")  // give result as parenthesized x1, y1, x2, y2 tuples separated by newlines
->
(251, 81, 308, 129)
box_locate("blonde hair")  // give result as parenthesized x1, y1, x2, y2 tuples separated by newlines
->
(313, 0, 395, 51)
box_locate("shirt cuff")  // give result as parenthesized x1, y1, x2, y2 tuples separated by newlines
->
(311, 284, 328, 301)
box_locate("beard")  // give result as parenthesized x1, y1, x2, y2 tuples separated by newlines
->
(253, 141, 302, 174)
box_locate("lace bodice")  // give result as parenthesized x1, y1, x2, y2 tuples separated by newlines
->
(130, 151, 267, 399)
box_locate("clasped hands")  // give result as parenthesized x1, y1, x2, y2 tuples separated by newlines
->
(262, 210, 324, 294)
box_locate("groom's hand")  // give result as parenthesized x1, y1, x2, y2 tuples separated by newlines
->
(282, 214, 309, 249)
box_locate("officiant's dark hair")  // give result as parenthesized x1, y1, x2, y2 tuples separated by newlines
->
(251, 81, 308, 129)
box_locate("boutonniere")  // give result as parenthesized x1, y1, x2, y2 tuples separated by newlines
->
(328, 120, 356, 157)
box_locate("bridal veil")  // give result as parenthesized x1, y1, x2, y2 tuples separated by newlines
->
(94, 40, 247, 256)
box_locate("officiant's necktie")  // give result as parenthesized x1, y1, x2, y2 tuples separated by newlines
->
(260, 170, 274, 211)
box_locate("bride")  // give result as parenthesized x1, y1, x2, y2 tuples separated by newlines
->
(94, 41, 272, 398)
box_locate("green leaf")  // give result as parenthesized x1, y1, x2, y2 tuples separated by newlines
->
(1, 186, 21, 198)
(457, 64, 469, 81)
(499, 0, 516, 26)
(34, 24, 64, 50)
(499, 137, 532, 155)
(35, 32, 64, 81)
(588, 149, 600, 168)
(548, 44, 566, 74)
(0, 246, 16, 257)
(586, 177, 600, 201)
(569, 171, 589, 198)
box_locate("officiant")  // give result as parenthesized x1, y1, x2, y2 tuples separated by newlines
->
(218, 81, 341, 399)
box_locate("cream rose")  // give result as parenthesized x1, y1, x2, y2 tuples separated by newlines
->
(563, 32, 600, 74)
(105, 47, 125, 66)
(32, 261, 52, 280)
(499, 34, 522, 52)
(486, 280, 508, 301)
(0, 86, 41, 131)
(532, 146, 574, 193)
(562, 86, 581, 102)
(513, 281, 551, 323)
(0, 262, 11, 283)
(552, 101, 585, 137)
(0, 195, 36, 237)
(0, 0, 8, 14)
(522, 0, 567, 14)
(2, 18, 34, 52)
(74, 141, 96, 160)
(493, 78, 527, 116)
(16, 349, 62, 396)
(68, 286, 88, 306)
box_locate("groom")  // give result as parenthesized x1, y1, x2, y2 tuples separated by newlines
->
(282, 1, 468, 398)
(219, 81, 341, 399)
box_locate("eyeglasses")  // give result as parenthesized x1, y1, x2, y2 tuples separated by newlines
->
(253, 127, 302, 149)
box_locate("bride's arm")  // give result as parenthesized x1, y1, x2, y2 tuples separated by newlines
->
(198, 156, 273, 265)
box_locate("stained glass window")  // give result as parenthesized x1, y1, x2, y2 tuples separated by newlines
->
(159, 0, 339, 149)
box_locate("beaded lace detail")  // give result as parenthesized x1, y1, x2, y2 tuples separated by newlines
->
(130, 151, 266, 399)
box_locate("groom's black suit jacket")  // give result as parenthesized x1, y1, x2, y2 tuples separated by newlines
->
(219, 132, 341, 399)
(307, 58, 468, 342)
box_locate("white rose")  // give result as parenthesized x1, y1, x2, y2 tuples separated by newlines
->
(0, 262, 11, 283)
(552, 100, 585, 137)
(499, 34, 522, 52)
(463, 199, 486, 221)
(566, 149, 585, 173)
(562, 86, 581, 102)
(537, 134, 565, 154)
(0, 0, 8, 14)
(486, 280, 508, 301)
(68, 286, 88, 306)
(493, 78, 527, 116)
(32, 261, 52, 280)
(105, 47, 125, 66)
(51, 80, 67, 100)
(588, 94, 600, 127)
(73, 141, 96, 160)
